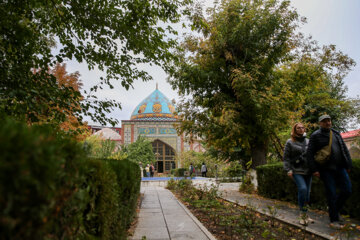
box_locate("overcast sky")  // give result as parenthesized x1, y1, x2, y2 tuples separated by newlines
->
(65, 0, 360, 127)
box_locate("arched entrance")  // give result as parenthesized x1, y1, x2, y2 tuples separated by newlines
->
(152, 140, 176, 173)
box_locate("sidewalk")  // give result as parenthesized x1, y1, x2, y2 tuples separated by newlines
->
(194, 181, 360, 240)
(132, 180, 360, 240)
(130, 185, 216, 240)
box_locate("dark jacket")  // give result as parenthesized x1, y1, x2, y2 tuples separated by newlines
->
(307, 128, 352, 172)
(283, 137, 310, 175)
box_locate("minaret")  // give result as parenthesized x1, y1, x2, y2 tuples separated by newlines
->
(156, 82, 158, 90)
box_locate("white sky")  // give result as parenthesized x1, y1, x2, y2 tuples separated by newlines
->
(65, 0, 360, 127)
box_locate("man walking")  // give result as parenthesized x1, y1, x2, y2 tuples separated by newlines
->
(150, 163, 155, 177)
(307, 115, 352, 229)
(201, 162, 207, 177)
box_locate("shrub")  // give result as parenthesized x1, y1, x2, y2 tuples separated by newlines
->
(76, 158, 141, 240)
(256, 159, 360, 219)
(105, 159, 140, 236)
(345, 158, 360, 218)
(0, 118, 141, 239)
(171, 168, 187, 177)
(0, 118, 88, 239)
(176, 151, 222, 178)
(239, 172, 255, 194)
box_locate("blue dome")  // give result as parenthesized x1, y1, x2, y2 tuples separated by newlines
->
(130, 87, 178, 121)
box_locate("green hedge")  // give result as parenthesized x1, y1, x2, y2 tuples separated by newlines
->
(105, 159, 140, 238)
(0, 117, 140, 239)
(171, 168, 187, 177)
(256, 159, 360, 219)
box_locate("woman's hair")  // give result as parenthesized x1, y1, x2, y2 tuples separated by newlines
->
(291, 123, 304, 141)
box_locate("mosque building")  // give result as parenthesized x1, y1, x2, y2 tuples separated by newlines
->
(89, 85, 204, 174)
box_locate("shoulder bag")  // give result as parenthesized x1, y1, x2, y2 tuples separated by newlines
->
(314, 130, 333, 165)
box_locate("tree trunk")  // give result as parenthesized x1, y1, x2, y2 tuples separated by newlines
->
(250, 140, 269, 169)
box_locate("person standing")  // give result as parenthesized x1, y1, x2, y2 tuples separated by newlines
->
(145, 164, 150, 178)
(201, 162, 207, 177)
(189, 163, 195, 178)
(150, 163, 155, 177)
(307, 115, 352, 230)
(283, 123, 313, 225)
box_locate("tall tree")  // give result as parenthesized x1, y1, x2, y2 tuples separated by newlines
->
(169, 0, 356, 168)
(51, 63, 90, 140)
(122, 136, 155, 166)
(0, 0, 191, 125)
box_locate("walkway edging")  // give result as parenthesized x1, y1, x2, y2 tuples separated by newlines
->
(175, 194, 218, 240)
(224, 197, 333, 240)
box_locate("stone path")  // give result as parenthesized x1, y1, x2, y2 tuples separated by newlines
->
(130, 185, 216, 240)
(132, 180, 360, 240)
(194, 181, 360, 240)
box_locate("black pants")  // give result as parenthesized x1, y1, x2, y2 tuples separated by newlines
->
(202, 172, 206, 177)
(320, 168, 352, 222)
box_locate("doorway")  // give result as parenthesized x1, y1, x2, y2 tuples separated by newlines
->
(152, 139, 176, 173)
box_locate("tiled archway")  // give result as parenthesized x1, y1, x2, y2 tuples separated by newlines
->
(152, 139, 176, 173)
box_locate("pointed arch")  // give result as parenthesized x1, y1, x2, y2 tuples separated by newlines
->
(152, 139, 176, 173)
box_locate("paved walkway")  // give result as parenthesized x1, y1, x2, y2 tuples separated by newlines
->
(194, 181, 360, 240)
(132, 180, 360, 240)
(130, 185, 216, 240)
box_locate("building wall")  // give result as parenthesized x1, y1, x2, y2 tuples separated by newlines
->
(121, 120, 199, 153)
(344, 137, 360, 159)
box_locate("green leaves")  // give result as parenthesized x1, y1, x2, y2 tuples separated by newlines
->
(122, 136, 155, 165)
(169, 0, 357, 167)
(1, 0, 191, 125)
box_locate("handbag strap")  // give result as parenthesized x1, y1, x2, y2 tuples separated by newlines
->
(328, 130, 333, 152)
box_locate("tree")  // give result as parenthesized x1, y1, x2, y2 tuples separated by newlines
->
(169, 0, 357, 168)
(0, 0, 191, 125)
(122, 136, 155, 166)
(84, 135, 118, 159)
(51, 63, 91, 140)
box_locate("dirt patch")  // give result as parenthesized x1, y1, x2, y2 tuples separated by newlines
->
(170, 188, 325, 240)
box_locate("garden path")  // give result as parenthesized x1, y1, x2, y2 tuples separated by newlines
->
(194, 181, 360, 240)
(130, 185, 216, 240)
(132, 180, 360, 240)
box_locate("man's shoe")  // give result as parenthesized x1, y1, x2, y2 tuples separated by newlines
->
(329, 222, 344, 230)
(299, 219, 308, 226)
(307, 216, 315, 223)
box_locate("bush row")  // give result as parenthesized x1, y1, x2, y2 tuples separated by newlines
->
(256, 159, 360, 219)
(0, 118, 140, 239)
(171, 168, 187, 177)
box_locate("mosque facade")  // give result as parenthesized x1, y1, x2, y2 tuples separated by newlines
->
(90, 85, 204, 174)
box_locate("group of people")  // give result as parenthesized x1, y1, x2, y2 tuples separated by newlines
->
(283, 115, 352, 229)
(189, 162, 208, 177)
(144, 163, 155, 177)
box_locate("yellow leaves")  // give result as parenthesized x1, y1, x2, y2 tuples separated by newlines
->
(224, 50, 233, 62)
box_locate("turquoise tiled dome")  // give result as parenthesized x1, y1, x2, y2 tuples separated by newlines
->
(130, 86, 178, 121)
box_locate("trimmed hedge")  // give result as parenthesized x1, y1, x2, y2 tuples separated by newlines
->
(171, 168, 187, 177)
(105, 159, 140, 238)
(0, 118, 140, 239)
(256, 159, 360, 219)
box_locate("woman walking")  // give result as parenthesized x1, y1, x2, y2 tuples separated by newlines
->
(283, 123, 314, 225)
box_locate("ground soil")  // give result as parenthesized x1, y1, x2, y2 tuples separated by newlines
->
(172, 191, 326, 240)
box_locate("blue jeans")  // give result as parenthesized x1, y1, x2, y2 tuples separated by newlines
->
(146, 172, 150, 177)
(320, 168, 352, 222)
(293, 174, 312, 212)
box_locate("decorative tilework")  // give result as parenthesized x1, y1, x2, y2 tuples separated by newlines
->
(159, 128, 177, 134)
(138, 128, 156, 134)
